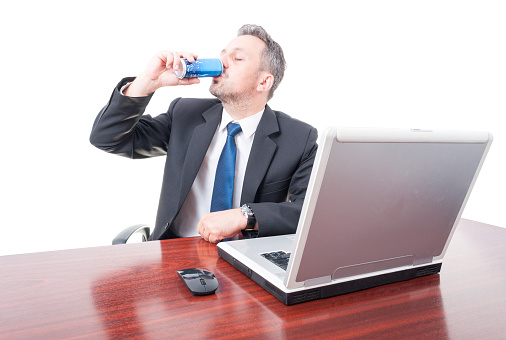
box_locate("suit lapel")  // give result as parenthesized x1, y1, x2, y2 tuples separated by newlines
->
(178, 103, 222, 208)
(240, 105, 279, 205)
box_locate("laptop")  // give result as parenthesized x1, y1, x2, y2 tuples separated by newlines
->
(217, 127, 493, 305)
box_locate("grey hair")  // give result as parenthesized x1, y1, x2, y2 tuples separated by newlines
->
(237, 24, 286, 101)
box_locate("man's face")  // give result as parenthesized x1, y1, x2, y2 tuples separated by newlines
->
(209, 35, 267, 104)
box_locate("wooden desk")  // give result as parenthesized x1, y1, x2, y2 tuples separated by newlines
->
(1, 219, 505, 339)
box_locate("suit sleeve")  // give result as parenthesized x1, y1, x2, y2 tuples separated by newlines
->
(249, 126, 318, 237)
(89, 77, 178, 159)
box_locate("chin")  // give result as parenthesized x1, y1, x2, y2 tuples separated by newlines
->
(209, 85, 220, 100)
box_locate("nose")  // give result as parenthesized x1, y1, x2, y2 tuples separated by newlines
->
(220, 54, 229, 70)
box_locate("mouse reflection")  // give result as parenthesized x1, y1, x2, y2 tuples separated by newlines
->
(90, 238, 285, 338)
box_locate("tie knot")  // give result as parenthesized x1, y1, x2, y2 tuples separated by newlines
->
(227, 123, 242, 137)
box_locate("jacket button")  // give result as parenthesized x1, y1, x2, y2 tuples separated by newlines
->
(164, 222, 170, 230)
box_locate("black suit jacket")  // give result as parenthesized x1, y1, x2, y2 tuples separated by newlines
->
(90, 78, 318, 240)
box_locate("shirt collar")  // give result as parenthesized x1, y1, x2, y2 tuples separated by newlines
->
(218, 108, 265, 138)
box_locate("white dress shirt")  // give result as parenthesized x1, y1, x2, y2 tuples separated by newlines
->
(171, 108, 264, 237)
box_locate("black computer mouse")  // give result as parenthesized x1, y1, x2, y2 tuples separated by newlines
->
(177, 268, 219, 296)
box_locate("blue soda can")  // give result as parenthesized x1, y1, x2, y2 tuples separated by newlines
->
(174, 58, 223, 79)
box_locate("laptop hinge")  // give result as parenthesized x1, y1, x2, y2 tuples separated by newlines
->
(304, 275, 332, 287)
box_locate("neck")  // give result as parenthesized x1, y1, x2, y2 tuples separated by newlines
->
(222, 98, 266, 120)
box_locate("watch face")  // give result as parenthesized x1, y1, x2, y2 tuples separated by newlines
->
(241, 205, 253, 217)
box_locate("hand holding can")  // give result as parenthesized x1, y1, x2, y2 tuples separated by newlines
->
(124, 51, 200, 97)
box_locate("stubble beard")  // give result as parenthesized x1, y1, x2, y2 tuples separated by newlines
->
(209, 76, 256, 107)
(209, 79, 239, 104)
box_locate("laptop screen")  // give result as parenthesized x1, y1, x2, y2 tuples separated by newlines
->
(287, 128, 492, 285)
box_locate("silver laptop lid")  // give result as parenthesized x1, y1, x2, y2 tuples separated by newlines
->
(285, 127, 492, 289)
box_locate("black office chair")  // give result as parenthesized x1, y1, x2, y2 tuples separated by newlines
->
(112, 224, 151, 245)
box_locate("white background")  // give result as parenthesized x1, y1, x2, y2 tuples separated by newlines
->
(0, 1, 504, 256)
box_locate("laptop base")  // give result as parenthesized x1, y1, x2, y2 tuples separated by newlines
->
(218, 247, 442, 306)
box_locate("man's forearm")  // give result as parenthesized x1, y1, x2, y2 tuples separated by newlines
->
(123, 75, 159, 97)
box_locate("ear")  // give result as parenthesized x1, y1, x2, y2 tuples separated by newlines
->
(257, 72, 274, 94)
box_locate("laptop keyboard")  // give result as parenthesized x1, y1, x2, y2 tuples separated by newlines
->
(261, 251, 291, 270)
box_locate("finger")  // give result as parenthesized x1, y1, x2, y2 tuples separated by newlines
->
(172, 51, 182, 71)
(156, 50, 172, 69)
(197, 218, 204, 236)
(205, 231, 212, 243)
(199, 227, 207, 241)
(180, 51, 197, 63)
(197, 217, 211, 241)
(208, 233, 220, 244)
(178, 78, 200, 86)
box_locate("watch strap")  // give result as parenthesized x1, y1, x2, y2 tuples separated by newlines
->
(241, 204, 256, 230)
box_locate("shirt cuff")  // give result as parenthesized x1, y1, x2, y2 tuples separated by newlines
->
(120, 82, 132, 96)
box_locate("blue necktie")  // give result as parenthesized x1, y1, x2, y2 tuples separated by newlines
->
(210, 123, 242, 213)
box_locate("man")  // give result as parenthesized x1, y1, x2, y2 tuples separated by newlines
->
(90, 24, 318, 243)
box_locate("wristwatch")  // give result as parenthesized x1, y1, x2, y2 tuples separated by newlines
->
(241, 204, 256, 230)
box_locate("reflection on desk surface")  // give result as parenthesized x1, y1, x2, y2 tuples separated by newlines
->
(0, 219, 505, 339)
